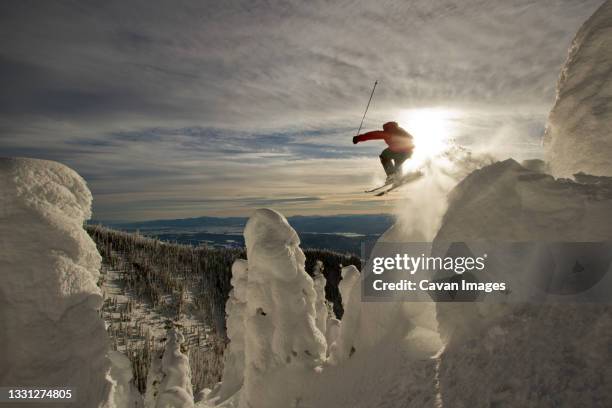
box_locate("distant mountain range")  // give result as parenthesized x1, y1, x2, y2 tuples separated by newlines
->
(91, 214, 394, 253)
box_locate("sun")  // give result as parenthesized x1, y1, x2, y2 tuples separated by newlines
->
(397, 108, 458, 170)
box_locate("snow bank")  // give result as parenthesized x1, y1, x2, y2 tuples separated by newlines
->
(146, 328, 194, 408)
(544, 0, 612, 177)
(329, 262, 440, 393)
(0, 157, 112, 406)
(433, 158, 612, 406)
(239, 208, 326, 408)
(328, 263, 436, 366)
(314, 266, 440, 408)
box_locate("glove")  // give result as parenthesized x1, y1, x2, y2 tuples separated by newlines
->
(352, 136, 358, 144)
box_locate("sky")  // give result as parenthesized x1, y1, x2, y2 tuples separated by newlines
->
(0, 0, 604, 221)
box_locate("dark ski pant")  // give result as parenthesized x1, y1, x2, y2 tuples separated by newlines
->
(380, 148, 411, 176)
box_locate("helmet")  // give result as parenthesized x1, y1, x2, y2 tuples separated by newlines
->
(383, 121, 399, 132)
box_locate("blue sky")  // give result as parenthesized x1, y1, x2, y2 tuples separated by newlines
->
(0, 0, 604, 220)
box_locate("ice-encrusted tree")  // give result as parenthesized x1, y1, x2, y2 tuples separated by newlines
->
(0, 158, 113, 407)
(238, 209, 326, 408)
(107, 351, 143, 408)
(215, 259, 248, 402)
(328, 265, 360, 363)
(312, 260, 328, 336)
(145, 328, 194, 408)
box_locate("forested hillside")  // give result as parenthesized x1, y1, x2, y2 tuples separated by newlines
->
(86, 225, 361, 393)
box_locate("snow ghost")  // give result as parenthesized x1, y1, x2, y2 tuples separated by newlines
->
(239, 208, 326, 408)
(145, 328, 194, 408)
(215, 259, 249, 402)
(0, 158, 112, 407)
(312, 260, 328, 336)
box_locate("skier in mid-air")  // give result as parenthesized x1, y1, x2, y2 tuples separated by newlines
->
(353, 121, 415, 184)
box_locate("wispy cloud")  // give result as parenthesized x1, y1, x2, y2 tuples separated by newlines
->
(0, 0, 604, 219)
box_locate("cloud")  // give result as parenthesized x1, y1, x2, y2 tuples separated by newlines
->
(0, 0, 605, 219)
(1, 0, 603, 126)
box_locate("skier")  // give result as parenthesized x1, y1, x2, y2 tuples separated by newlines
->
(353, 121, 415, 183)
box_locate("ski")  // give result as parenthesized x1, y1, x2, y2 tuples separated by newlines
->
(374, 171, 424, 196)
(365, 180, 394, 193)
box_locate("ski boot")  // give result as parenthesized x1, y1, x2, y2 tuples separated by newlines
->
(385, 173, 398, 185)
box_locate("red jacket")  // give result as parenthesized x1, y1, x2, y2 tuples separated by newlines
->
(354, 123, 414, 153)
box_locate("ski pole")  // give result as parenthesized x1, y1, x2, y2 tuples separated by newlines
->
(355, 80, 378, 137)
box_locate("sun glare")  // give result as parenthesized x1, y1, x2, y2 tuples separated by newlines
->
(397, 108, 458, 170)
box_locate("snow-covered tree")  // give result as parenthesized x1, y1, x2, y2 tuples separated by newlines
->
(215, 259, 248, 402)
(0, 158, 113, 407)
(239, 209, 326, 408)
(145, 328, 194, 408)
(107, 351, 143, 408)
(312, 260, 328, 336)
